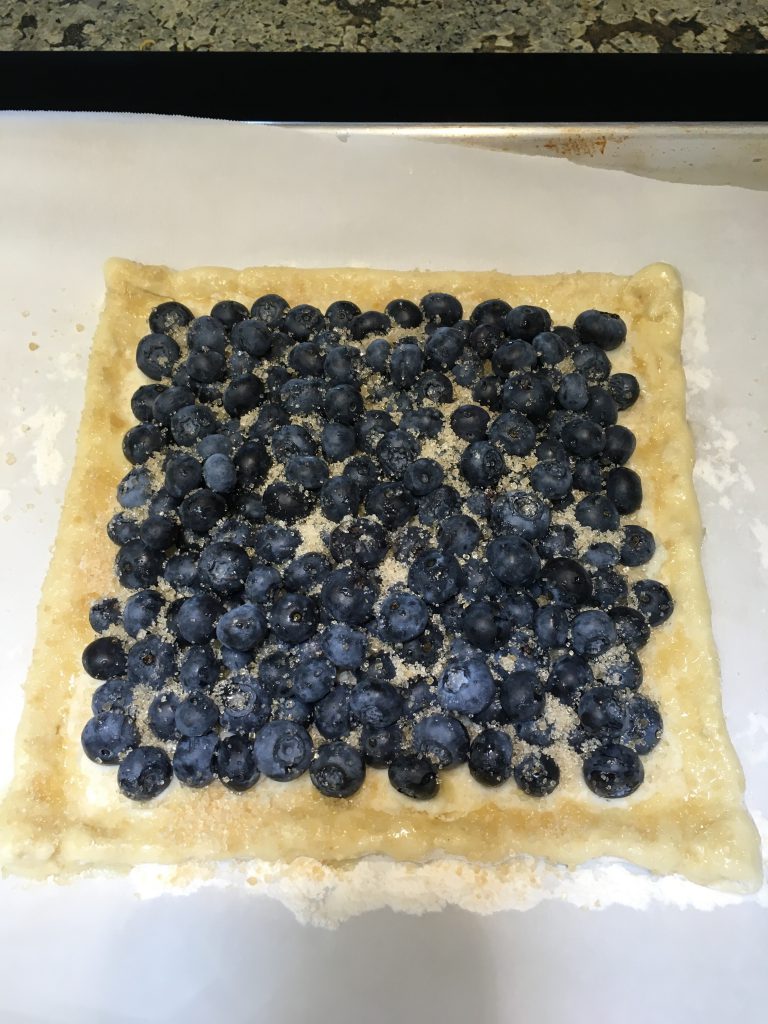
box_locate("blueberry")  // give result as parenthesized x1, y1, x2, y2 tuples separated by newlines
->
(122, 423, 164, 466)
(196, 541, 249, 596)
(633, 579, 674, 625)
(116, 467, 152, 510)
(608, 606, 651, 651)
(502, 373, 553, 420)
(414, 714, 469, 768)
(219, 374, 263, 418)
(605, 467, 642, 516)
(265, 364, 292, 397)
(574, 309, 627, 351)
(388, 753, 439, 799)
(498, 590, 537, 627)
(557, 371, 589, 411)
(349, 309, 391, 341)
(466, 729, 513, 787)
(460, 601, 504, 652)
(452, 354, 483, 387)
(81, 708, 139, 764)
(229, 320, 272, 359)
(379, 590, 430, 643)
(82, 636, 127, 680)
(213, 734, 260, 792)
(185, 346, 227, 384)
(574, 494, 620, 532)
(309, 742, 366, 798)
(171, 733, 218, 788)
(177, 488, 225, 535)
(539, 558, 593, 607)
(321, 423, 357, 462)
(319, 477, 360, 523)
(214, 603, 266, 652)
(425, 326, 464, 370)
(320, 298, 358, 330)
(329, 518, 388, 568)
(592, 569, 628, 609)
(547, 653, 593, 706)
(572, 459, 603, 493)
(88, 597, 121, 634)
(620, 694, 662, 755)
(437, 514, 481, 556)
(358, 412, 397, 455)
(516, 717, 555, 747)
(126, 636, 176, 689)
(249, 293, 287, 326)
(402, 458, 444, 497)
(619, 526, 655, 568)
(173, 692, 219, 738)
(466, 324, 502, 361)
(533, 604, 569, 648)
(185, 316, 227, 353)
(459, 441, 505, 488)
(172, 594, 223, 644)
(418, 485, 461, 527)
(514, 753, 560, 797)
(583, 742, 643, 798)
(121, 590, 162, 638)
(536, 526, 576, 563)
(390, 341, 424, 388)
(364, 337, 391, 372)
(561, 416, 604, 458)
(343, 454, 379, 494)
(603, 424, 636, 466)
(408, 549, 461, 606)
(324, 384, 364, 425)
(282, 303, 323, 341)
(491, 339, 537, 376)
(139, 515, 179, 552)
(147, 488, 181, 516)
(436, 656, 494, 715)
(255, 720, 313, 780)
(270, 593, 319, 643)
(262, 481, 314, 524)
(578, 685, 627, 738)
(149, 300, 193, 336)
(324, 345, 360, 384)
(535, 439, 568, 464)
(382, 297, 421, 327)
(217, 678, 271, 735)
(608, 372, 640, 410)
(321, 567, 376, 625)
(289, 341, 325, 376)
(151, 385, 195, 428)
(486, 411, 535, 457)
(313, 685, 351, 740)
(107, 512, 140, 546)
(490, 491, 550, 541)
(359, 724, 401, 767)
(582, 542, 619, 570)
(412, 370, 454, 405)
(247, 404, 288, 445)
(365, 481, 417, 529)
(136, 332, 181, 380)
(318, 623, 365, 669)
(117, 540, 163, 590)
(289, 655, 333, 704)
(220, 646, 251, 672)
(571, 609, 616, 657)
(377, 429, 420, 478)
(399, 619, 444, 667)
(572, 343, 611, 383)
(348, 679, 402, 728)
(232, 492, 267, 526)
(177, 645, 219, 691)
(420, 292, 462, 325)
(253, 524, 300, 564)
(530, 460, 573, 500)
(505, 305, 552, 342)
(487, 535, 541, 588)
(472, 375, 502, 411)
(170, 404, 219, 447)
(163, 453, 202, 500)
(91, 679, 134, 717)
(272, 424, 317, 462)
(532, 330, 567, 365)
(146, 691, 181, 741)
(499, 670, 545, 723)
(118, 746, 172, 800)
(284, 552, 332, 593)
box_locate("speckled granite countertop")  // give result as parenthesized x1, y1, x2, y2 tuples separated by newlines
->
(1, 0, 766, 51)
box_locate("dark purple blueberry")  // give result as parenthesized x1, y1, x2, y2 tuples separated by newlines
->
(147, 691, 181, 741)
(255, 721, 313, 780)
(88, 597, 121, 634)
(572, 343, 611, 382)
(136, 332, 181, 380)
(609, 606, 651, 650)
(514, 752, 560, 797)
(289, 341, 324, 377)
(350, 310, 391, 340)
(107, 512, 140, 546)
(149, 301, 193, 335)
(399, 620, 444, 667)
(253, 524, 300, 565)
(539, 558, 593, 608)
(437, 514, 481, 557)
(264, 481, 315, 524)
(364, 337, 391, 372)
(139, 514, 179, 552)
(310, 741, 366, 798)
(118, 746, 172, 800)
(81, 711, 138, 764)
(620, 526, 655, 568)
(329, 517, 388, 568)
(571, 609, 616, 657)
(325, 299, 362, 330)
(592, 569, 629, 609)
(582, 542, 620, 570)
(557, 371, 589, 411)
(388, 754, 439, 800)
(390, 341, 423, 388)
(319, 477, 360, 524)
(487, 410, 536, 456)
(408, 549, 461, 606)
(412, 369, 454, 405)
(126, 636, 176, 689)
(420, 292, 462, 326)
(413, 713, 470, 768)
(547, 653, 593, 706)
(272, 424, 317, 463)
(530, 460, 573, 500)
(425, 326, 464, 370)
(504, 304, 552, 342)
(321, 568, 376, 625)
(342, 454, 379, 495)
(499, 670, 544, 723)
(179, 645, 220, 691)
(383, 297, 421, 328)
(606, 466, 643, 515)
(633, 579, 674, 626)
(122, 423, 164, 466)
(284, 552, 332, 593)
(284, 303, 324, 342)
(468, 728, 513, 786)
(377, 429, 421, 479)
(459, 441, 505, 488)
(178, 488, 227, 534)
(82, 636, 127, 680)
(572, 458, 603, 493)
(216, 734, 260, 791)
(320, 623, 367, 670)
(365, 482, 417, 529)
(173, 734, 219, 787)
(175, 692, 219, 738)
(492, 339, 537, 376)
(215, 603, 267, 652)
(379, 590, 430, 643)
(349, 680, 403, 728)
(603, 424, 636, 465)
(250, 293, 288, 326)
(270, 593, 319, 643)
(321, 422, 357, 462)
(620, 694, 662, 755)
(174, 594, 224, 644)
(502, 372, 553, 420)
(418, 485, 461, 527)
(360, 724, 401, 767)
(170, 404, 219, 447)
(487, 535, 541, 588)
(538, 525, 577, 561)
(533, 604, 569, 648)
(489, 491, 550, 541)
(218, 678, 271, 735)
(608, 372, 640, 410)
(575, 494, 620, 532)
(472, 374, 502, 411)
(402, 458, 444, 497)
(198, 541, 250, 596)
(578, 685, 627, 738)
(583, 742, 643, 798)
(574, 309, 627, 351)
(324, 384, 364, 425)
(122, 589, 163, 638)
(314, 686, 352, 740)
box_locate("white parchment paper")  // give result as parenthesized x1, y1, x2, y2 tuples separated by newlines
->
(0, 115, 766, 1023)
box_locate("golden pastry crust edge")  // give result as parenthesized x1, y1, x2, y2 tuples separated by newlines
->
(0, 258, 761, 898)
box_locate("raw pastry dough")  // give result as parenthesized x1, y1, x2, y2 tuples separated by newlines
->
(0, 259, 760, 902)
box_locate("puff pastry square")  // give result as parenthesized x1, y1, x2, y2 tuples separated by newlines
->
(0, 258, 760, 911)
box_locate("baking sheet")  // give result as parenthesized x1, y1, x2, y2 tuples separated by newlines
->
(0, 114, 767, 1023)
